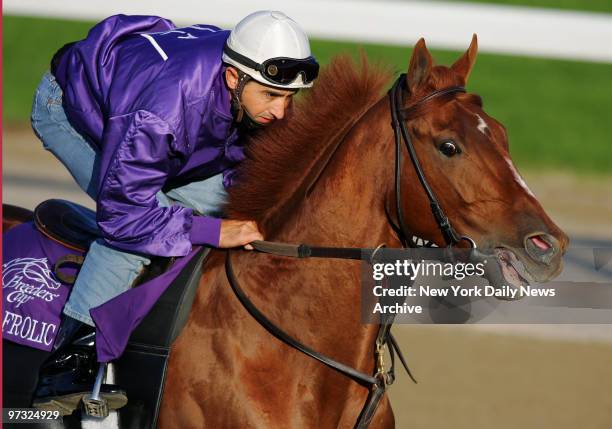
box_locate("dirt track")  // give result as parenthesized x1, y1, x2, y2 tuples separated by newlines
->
(389, 325, 612, 429)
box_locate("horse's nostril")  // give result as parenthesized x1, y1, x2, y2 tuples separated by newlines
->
(530, 235, 551, 251)
(525, 233, 557, 264)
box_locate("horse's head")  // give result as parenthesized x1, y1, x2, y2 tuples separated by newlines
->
(395, 35, 568, 288)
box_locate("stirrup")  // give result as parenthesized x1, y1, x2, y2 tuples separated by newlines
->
(82, 363, 109, 418)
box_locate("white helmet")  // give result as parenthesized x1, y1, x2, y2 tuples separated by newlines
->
(223, 11, 319, 89)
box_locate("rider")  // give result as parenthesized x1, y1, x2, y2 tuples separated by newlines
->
(27, 10, 319, 411)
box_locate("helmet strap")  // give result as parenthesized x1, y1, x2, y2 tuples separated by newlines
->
(230, 70, 264, 132)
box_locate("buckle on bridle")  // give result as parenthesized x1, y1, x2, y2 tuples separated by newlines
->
(374, 340, 391, 387)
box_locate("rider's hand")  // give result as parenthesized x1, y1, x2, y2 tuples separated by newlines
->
(219, 219, 263, 250)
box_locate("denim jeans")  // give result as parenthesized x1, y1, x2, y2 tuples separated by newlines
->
(31, 71, 228, 326)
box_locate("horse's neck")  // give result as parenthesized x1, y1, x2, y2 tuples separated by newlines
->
(275, 98, 395, 247)
(236, 98, 397, 372)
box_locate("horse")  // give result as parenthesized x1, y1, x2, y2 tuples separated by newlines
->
(157, 35, 569, 428)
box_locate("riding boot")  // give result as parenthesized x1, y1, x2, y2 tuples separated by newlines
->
(52, 315, 91, 353)
(33, 345, 127, 416)
(32, 317, 127, 416)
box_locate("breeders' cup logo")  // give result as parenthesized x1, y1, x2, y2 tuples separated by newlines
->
(3, 258, 62, 308)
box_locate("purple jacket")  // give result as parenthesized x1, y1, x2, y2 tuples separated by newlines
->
(53, 15, 245, 256)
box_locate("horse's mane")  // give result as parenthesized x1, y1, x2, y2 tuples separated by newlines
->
(226, 55, 393, 233)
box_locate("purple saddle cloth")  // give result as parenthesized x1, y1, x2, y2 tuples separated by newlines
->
(2, 222, 81, 351)
(3, 221, 201, 362)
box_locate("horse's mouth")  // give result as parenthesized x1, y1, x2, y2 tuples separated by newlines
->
(493, 248, 533, 290)
(409, 236, 555, 300)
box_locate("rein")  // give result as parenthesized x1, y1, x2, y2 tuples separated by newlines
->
(225, 75, 468, 428)
(225, 244, 415, 428)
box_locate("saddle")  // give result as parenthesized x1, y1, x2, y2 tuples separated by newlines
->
(33, 199, 209, 428)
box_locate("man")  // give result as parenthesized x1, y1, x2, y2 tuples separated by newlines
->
(27, 10, 319, 411)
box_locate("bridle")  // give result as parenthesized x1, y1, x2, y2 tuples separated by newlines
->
(390, 74, 476, 249)
(225, 74, 476, 428)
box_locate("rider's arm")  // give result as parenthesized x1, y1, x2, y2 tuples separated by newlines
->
(96, 110, 221, 257)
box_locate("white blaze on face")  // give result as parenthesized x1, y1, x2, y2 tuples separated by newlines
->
(504, 157, 536, 198)
(475, 114, 489, 135)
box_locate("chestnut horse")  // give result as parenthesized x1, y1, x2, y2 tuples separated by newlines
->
(158, 36, 568, 428)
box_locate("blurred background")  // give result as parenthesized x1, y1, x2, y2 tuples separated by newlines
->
(3, 1, 612, 428)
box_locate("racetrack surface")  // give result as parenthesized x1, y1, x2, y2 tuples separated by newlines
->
(3, 127, 612, 428)
(388, 325, 612, 429)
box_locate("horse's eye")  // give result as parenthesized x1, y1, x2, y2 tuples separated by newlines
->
(439, 141, 460, 157)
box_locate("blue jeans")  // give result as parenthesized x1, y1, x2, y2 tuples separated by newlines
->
(31, 72, 228, 326)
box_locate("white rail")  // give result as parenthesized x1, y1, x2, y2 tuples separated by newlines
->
(4, 0, 612, 62)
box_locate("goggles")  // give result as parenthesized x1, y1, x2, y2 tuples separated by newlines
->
(224, 45, 319, 86)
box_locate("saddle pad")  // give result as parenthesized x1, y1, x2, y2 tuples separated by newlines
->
(3, 220, 205, 362)
(2, 222, 82, 351)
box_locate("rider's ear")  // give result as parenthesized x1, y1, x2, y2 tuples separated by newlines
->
(406, 38, 433, 95)
(225, 67, 240, 90)
(451, 34, 478, 85)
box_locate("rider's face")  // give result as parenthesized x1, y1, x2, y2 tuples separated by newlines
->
(225, 67, 297, 125)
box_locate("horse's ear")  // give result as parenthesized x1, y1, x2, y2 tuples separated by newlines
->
(451, 34, 478, 84)
(406, 38, 433, 94)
